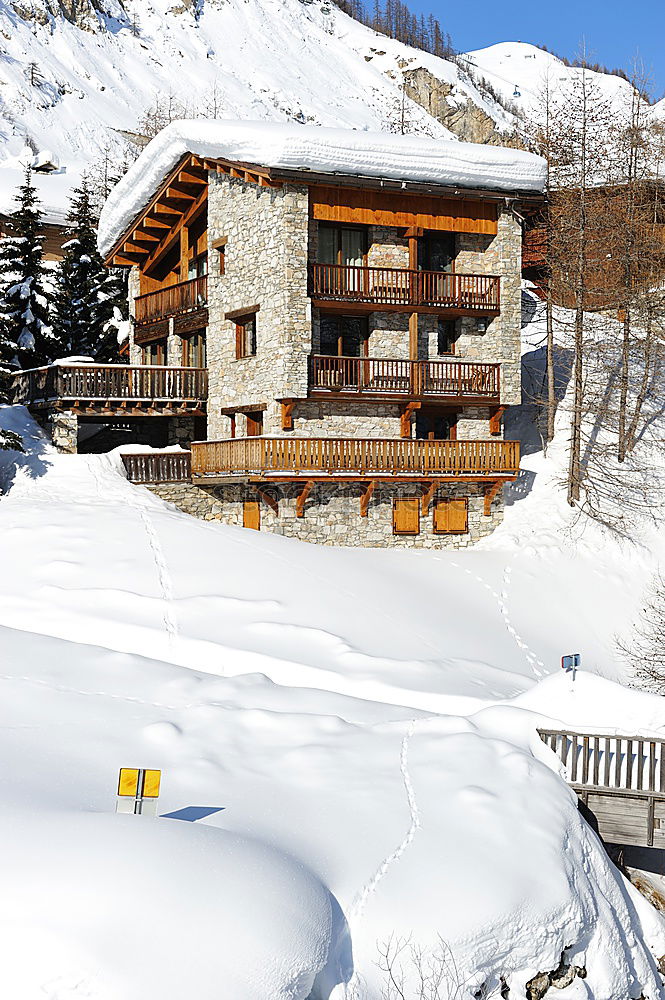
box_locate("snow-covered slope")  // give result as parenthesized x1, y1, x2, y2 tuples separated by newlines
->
(463, 42, 636, 122)
(0, 0, 514, 218)
(1, 294, 665, 998)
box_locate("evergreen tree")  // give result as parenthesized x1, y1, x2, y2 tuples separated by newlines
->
(0, 166, 57, 370)
(52, 177, 127, 361)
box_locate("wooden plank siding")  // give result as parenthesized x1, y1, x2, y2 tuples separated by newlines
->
(191, 437, 520, 481)
(538, 729, 665, 848)
(310, 185, 498, 235)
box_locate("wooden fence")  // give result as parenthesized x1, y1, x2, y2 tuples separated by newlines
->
(134, 275, 208, 326)
(309, 264, 500, 311)
(12, 365, 208, 404)
(309, 355, 500, 400)
(122, 452, 192, 484)
(538, 728, 665, 849)
(191, 437, 520, 480)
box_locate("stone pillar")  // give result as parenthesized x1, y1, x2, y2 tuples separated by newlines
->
(47, 411, 78, 454)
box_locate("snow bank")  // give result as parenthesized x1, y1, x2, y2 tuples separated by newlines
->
(0, 811, 331, 1000)
(97, 119, 546, 254)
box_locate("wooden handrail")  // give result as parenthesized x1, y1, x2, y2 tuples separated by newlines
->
(191, 437, 520, 479)
(134, 275, 208, 326)
(538, 729, 665, 793)
(122, 452, 192, 484)
(309, 355, 500, 399)
(11, 365, 208, 403)
(309, 264, 500, 311)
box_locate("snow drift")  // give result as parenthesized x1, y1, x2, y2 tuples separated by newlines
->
(97, 118, 546, 254)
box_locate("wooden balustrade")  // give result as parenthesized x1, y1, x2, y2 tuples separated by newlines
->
(122, 452, 192, 484)
(191, 437, 520, 480)
(12, 365, 208, 405)
(309, 264, 500, 312)
(134, 275, 208, 326)
(539, 729, 665, 793)
(309, 355, 500, 400)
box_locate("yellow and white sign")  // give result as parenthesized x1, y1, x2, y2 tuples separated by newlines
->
(116, 768, 162, 816)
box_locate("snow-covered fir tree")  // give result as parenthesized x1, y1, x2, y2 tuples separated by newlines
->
(0, 166, 58, 370)
(52, 177, 127, 361)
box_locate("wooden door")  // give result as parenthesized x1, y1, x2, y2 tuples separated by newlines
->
(246, 411, 263, 437)
(243, 501, 261, 530)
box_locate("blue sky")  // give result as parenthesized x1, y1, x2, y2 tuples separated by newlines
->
(408, 0, 665, 100)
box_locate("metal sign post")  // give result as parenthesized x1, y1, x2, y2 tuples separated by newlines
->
(561, 653, 581, 683)
(116, 768, 161, 817)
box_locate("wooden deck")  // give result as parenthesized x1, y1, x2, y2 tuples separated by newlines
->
(191, 437, 520, 483)
(122, 452, 192, 484)
(134, 275, 208, 327)
(308, 355, 500, 403)
(12, 365, 208, 417)
(309, 264, 500, 314)
(539, 729, 665, 849)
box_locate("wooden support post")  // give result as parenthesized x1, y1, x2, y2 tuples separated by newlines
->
(409, 312, 419, 361)
(255, 486, 278, 515)
(360, 480, 376, 517)
(484, 480, 502, 516)
(280, 399, 295, 431)
(421, 479, 440, 515)
(180, 217, 189, 278)
(296, 480, 314, 518)
(489, 405, 507, 436)
(400, 400, 421, 438)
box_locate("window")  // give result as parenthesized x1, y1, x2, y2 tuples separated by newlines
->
(243, 501, 261, 530)
(182, 330, 206, 368)
(235, 313, 257, 359)
(320, 315, 368, 357)
(188, 252, 208, 281)
(437, 318, 458, 356)
(317, 225, 366, 267)
(245, 411, 263, 437)
(418, 233, 456, 272)
(141, 339, 167, 365)
(415, 409, 457, 441)
(393, 498, 420, 536)
(212, 237, 227, 275)
(433, 498, 468, 534)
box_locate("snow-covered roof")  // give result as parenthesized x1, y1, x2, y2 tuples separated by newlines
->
(0, 161, 80, 228)
(98, 119, 547, 256)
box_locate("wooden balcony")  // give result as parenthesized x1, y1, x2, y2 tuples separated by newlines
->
(12, 364, 208, 417)
(122, 452, 192, 484)
(309, 355, 500, 403)
(191, 437, 519, 483)
(134, 275, 208, 327)
(309, 264, 500, 314)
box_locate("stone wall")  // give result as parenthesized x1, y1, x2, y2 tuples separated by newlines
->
(206, 171, 311, 437)
(45, 411, 78, 453)
(143, 479, 504, 549)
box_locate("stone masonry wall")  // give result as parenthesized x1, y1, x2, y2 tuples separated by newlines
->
(206, 172, 311, 438)
(144, 480, 504, 549)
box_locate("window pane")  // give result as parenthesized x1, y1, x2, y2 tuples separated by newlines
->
(340, 228, 364, 267)
(318, 227, 337, 265)
(320, 316, 339, 355)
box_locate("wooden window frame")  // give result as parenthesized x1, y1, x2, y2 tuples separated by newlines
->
(317, 222, 368, 266)
(393, 498, 420, 536)
(212, 236, 227, 275)
(232, 312, 258, 359)
(433, 497, 469, 535)
(181, 329, 206, 368)
(141, 338, 167, 366)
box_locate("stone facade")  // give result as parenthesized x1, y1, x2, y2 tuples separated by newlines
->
(46, 412, 78, 454)
(146, 480, 504, 549)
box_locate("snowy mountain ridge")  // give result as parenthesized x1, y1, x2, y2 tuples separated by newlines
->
(0, 0, 647, 221)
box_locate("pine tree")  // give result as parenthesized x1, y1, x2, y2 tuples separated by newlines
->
(52, 177, 127, 361)
(0, 166, 57, 371)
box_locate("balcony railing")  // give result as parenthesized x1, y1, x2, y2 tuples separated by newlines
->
(309, 264, 500, 312)
(309, 355, 500, 401)
(134, 275, 208, 326)
(12, 365, 208, 405)
(191, 437, 520, 480)
(122, 452, 192, 484)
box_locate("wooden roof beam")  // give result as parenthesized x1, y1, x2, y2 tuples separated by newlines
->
(177, 170, 207, 187)
(165, 186, 197, 202)
(142, 187, 208, 275)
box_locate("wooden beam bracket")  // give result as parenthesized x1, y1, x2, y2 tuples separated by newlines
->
(280, 399, 296, 431)
(255, 486, 279, 515)
(489, 405, 507, 436)
(484, 480, 503, 516)
(421, 479, 440, 515)
(296, 480, 314, 518)
(400, 401, 421, 438)
(360, 480, 376, 517)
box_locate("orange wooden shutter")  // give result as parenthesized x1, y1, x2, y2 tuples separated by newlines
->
(433, 498, 468, 534)
(393, 498, 420, 535)
(243, 501, 261, 530)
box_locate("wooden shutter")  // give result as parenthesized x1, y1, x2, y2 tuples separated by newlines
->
(243, 500, 261, 530)
(433, 498, 468, 534)
(393, 498, 420, 535)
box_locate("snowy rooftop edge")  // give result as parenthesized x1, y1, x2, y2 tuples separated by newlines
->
(97, 120, 547, 255)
